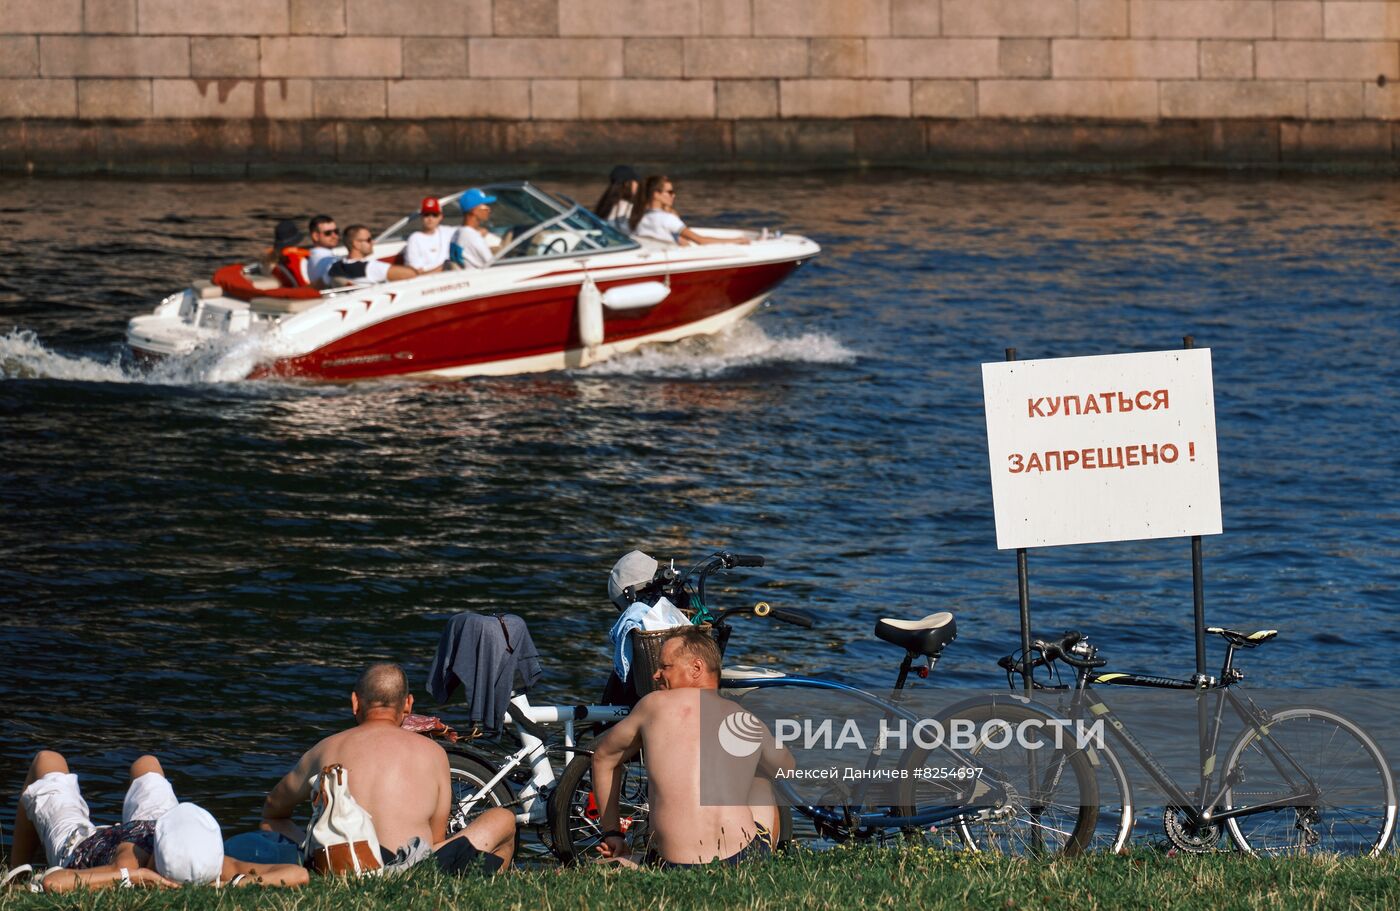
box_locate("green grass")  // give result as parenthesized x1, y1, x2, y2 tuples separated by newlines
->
(5, 846, 1400, 911)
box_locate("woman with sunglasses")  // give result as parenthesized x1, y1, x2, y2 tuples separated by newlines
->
(628, 176, 744, 247)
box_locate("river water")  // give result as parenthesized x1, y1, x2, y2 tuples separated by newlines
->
(2, 172, 1398, 839)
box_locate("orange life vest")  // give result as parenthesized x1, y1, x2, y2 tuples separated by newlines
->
(275, 247, 311, 287)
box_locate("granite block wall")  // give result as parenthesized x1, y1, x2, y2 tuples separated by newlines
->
(1, 0, 1396, 170)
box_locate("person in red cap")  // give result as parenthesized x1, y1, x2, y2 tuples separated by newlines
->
(403, 197, 453, 275)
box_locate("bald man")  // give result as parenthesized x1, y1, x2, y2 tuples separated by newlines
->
(261, 663, 514, 874)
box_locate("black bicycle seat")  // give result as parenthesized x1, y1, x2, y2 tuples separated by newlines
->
(1207, 626, 1278, 648)
(875, 612, 957, 657)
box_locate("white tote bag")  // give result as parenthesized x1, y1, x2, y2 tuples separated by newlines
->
(302, 764, 383, 877)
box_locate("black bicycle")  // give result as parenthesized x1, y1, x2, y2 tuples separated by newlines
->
(999, 627, 1397, 855)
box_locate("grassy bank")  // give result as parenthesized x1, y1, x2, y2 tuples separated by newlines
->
(4, 846, 1398, 911)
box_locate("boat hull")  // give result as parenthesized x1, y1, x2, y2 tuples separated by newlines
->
(250, 258, 802, 382)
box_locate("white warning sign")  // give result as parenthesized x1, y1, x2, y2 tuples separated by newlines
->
(982, 349, 1222, 549)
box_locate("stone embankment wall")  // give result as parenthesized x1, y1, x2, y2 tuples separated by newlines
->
(2, 0, 1398, 173)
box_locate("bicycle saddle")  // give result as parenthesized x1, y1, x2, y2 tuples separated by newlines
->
(875, 612, 957, 657)
(1207, 626, 1278, 648)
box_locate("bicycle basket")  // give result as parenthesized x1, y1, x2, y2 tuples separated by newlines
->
(630, 622, 713, 696)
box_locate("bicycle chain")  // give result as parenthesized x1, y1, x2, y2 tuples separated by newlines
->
(1162, 806, 1223, 853)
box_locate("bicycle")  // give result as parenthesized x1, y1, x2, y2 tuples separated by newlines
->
(547, 551, 1103, 861)
(424, 552, 783, 862)
(421, 691, 639, 860)
(998, 627, 1397, 856)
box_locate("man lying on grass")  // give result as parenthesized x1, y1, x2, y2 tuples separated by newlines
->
(8, 750, 307, 892)
(592, 627, 794, 868)
(262, 662, 516, 875)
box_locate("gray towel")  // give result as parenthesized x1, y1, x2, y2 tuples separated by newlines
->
(426, 612, 543, 732)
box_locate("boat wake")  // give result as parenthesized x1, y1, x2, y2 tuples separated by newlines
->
(0, 329, 135, 383)
(1, 320, 855, 386)
(0, 328, 275, 386)
(584, 321, 857, 379)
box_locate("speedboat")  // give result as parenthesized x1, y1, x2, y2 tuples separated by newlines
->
(126, 182, 820, 381)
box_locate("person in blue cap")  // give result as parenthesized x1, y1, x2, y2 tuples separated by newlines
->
(449, 188, 498, 270)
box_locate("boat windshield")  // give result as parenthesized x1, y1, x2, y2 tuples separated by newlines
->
(374, 182, 637, 263)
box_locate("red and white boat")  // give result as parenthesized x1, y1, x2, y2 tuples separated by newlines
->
(126, 182, 820, 381)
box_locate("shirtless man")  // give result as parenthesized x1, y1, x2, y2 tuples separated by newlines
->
(261, 663, 514, 874)
(10, 750, 307, 893)
(592, 628, 792, 867)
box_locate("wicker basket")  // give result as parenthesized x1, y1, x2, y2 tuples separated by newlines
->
(630, 622, 712, 696)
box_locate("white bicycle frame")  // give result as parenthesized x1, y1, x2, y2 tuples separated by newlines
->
(455, 692, 632, 826)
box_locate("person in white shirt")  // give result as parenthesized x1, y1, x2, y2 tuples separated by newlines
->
(403, 197, 453, 274)
(306, 215, 341, 289)
(449, 188, 498, 270)
(629, 176, 745, 246)
(593, 165, 639, 234)
(328, 225, 418, 285)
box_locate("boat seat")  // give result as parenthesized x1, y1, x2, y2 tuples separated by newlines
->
(192, 280, 222, 299)
(875, 612, 957, 658)
(248, 296, 322, 315)
(248, 275, 281, 291)
(1207, 627, 1278, 648)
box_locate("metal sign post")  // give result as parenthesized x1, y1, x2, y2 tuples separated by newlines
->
(982, 342, 1223, 705)
(1183, 335, 1211, 790)
(1006, 347, 1033, 695)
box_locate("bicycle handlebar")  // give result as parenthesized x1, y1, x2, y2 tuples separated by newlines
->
(713, 602, 815, 629)
(768, 608, 814, 629)
(1000, 630, 1107, 678)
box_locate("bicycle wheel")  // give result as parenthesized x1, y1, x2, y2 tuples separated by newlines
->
(898, 702, 1100, 856)
(447, 752, 512, 837)
(1088, 737, 1135, 854)
(548, 754, 790, 862)
(1222, 706, 1396, 856)
(548, 753, 652, 863)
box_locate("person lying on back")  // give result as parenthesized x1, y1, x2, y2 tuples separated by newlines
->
(262, 663, 515, 875)
(10, 750, 307, 893)
(328, 226, 419, 285)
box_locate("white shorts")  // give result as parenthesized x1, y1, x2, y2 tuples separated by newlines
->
(21, 771, 179, 868)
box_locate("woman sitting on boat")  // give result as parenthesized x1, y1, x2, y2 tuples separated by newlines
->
(629, 176, 745, 247)
(593, 165, 640, 234)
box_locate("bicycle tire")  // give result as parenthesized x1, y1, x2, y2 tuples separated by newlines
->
(1088, 736, 1135, 854)
(897, 701, 1100, 856)
(548, 753, 652, 863)
(1222, 705, 1396, 856)
(447, 752, 512, 837)
(548, 753, 792, 863)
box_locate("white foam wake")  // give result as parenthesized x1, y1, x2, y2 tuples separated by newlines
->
(2, 320, 856, 386)
(0, 327, 273, 386)
(0, 329, 134, 382)
(584, 321, 857, 379)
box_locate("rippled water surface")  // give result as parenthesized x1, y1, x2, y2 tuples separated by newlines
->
(2, 172, 1398, 835)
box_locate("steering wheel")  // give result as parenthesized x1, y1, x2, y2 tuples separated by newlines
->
(541, 238, 569, 255)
